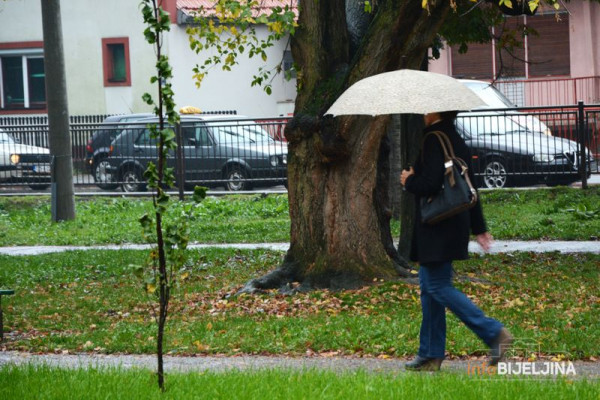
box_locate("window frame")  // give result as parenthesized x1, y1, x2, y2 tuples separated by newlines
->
(101, 37, 131, 87)
(0, 41, 46, 114)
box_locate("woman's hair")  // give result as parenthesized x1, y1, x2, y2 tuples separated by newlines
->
(439, 111, 459, 121)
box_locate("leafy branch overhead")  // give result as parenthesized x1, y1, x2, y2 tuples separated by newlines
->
(186, 0, 297, 94)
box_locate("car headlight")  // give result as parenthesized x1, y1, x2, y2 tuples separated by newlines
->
(10, 154, 20, 165)
(270, 155, 278, 167)
(533, 153, 555, 163)
(282, 154, 287, 165)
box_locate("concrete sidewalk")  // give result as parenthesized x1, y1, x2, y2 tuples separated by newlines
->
(0, 240, 599, 256)
(1, 351, 598, 379)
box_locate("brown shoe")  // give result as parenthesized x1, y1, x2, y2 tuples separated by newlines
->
(489, 327, 513, 366)
(405, 356, 443, 371)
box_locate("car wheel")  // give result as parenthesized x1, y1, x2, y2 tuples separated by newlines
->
(482, 159, 510, 189)
(121, 168, 146, 192)
(93, 157, 118, 190)
(225, 166, 250, 191)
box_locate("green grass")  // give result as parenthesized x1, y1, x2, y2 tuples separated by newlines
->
(480, 187, 600, 240)
(0, 195, 291, 246)
(0, 187, 598, 246)
(0, 365, 597, 400)
(1, 249, 598, 358)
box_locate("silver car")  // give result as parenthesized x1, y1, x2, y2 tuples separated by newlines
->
(0, 128, 50, 189)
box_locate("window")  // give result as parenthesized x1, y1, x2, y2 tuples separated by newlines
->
(183, 125, 212, 146)
(135, 128, 158, 146)
(451, 13, 569, 80)
(102, 38, 131, 86)
(526, 14, 570, 77)
(0, 42, 46, 111)
(283, 50, 296, 78)
(451, 43, 494, 80)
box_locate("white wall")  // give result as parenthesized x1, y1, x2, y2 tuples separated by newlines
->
(168, 24, 296, 117)
(1, 0, 295, 117)
(0, 0, 159, 115)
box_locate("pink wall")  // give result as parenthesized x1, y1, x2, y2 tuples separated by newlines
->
(568, 1, 600, 78)
(428, 1, 600, 80)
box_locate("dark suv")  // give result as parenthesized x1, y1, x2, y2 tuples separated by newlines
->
(85, 113, 154, 189)
(106, 115, 288, 192)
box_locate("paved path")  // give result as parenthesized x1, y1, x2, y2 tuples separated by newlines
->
(0, 240, 599, 256)
(1, 351, 598, 379)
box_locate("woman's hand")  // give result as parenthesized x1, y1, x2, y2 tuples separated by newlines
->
(476, 232, 494, 252)
(400, 167, 414, 186)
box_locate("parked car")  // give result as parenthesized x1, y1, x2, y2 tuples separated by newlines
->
(85, 113, 154, 190)
(106, 115, 288, 192)
(460, 79, 553, 136)
(0, 128, 51, 189)
(456, 112, 592, 188)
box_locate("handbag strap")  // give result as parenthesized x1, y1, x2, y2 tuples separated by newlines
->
(421, 130, 458, 186)
(421, 131, 478, 204)
(422, 130, 455, 161)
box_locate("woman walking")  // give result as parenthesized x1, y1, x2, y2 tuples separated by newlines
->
(400, 111, 512, 371)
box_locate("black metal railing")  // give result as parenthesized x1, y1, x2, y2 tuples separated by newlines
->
(0, 114, 289, 192)
(0, 105, 597, 193)
(456, 103, 598, 189)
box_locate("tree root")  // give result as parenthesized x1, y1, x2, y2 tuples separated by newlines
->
(237, 252, 420, 295)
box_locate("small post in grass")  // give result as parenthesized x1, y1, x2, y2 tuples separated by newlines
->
(0, 289, 15, 341)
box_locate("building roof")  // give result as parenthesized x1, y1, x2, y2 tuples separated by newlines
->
(178, 0, 297, 19)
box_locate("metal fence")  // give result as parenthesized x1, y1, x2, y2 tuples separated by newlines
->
(0, 106, 597, 193)
(0, 114, 289, 192)
(495, 76, 600, 108)
(456, 103, 598, 189)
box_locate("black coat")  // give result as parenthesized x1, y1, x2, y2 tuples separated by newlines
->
(404, 119, 487, 264)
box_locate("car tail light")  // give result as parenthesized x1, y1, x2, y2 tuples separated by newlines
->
(86, 139, 93, 153)
(109, 145, 113, 155)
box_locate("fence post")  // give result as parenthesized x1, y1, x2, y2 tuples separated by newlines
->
(175, 122, 185, 201)
(577, 101, 588, 189)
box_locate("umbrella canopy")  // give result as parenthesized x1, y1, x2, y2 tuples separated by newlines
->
(325, 69, 486, 116)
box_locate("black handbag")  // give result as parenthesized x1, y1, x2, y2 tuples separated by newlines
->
(420, 131, 478, 225)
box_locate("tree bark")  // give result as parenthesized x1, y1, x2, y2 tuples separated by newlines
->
(241, 1, 451, 292)
(41, 0, 75, 222)
(397, 114, 423, 259)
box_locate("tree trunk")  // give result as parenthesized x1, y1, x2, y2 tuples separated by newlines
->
(41, 0, 75, 222)
(240, 1, 450, 292)
(397, 115, 423, 259)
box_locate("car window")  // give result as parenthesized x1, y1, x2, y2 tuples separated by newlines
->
(182, 125, 212, 146)
(210, 123, 273, 144)
(0, 131, 16, 144)
(134, 128, 159, 146)
(457, 114, 528, 137)
(463, 82, 515, 108)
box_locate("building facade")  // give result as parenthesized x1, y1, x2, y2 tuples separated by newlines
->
(2, 1, 598, 118)
(0, 0, 296, 117)
(429, 1, 600, 107)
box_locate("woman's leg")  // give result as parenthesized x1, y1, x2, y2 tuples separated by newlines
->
(418, 266, 447, 358)
(423, 261, 503, 347)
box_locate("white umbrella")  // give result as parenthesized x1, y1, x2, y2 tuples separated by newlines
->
(325, 69, 486, 116)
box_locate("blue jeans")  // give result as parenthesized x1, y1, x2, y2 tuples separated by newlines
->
(418, 261, 503, 359)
